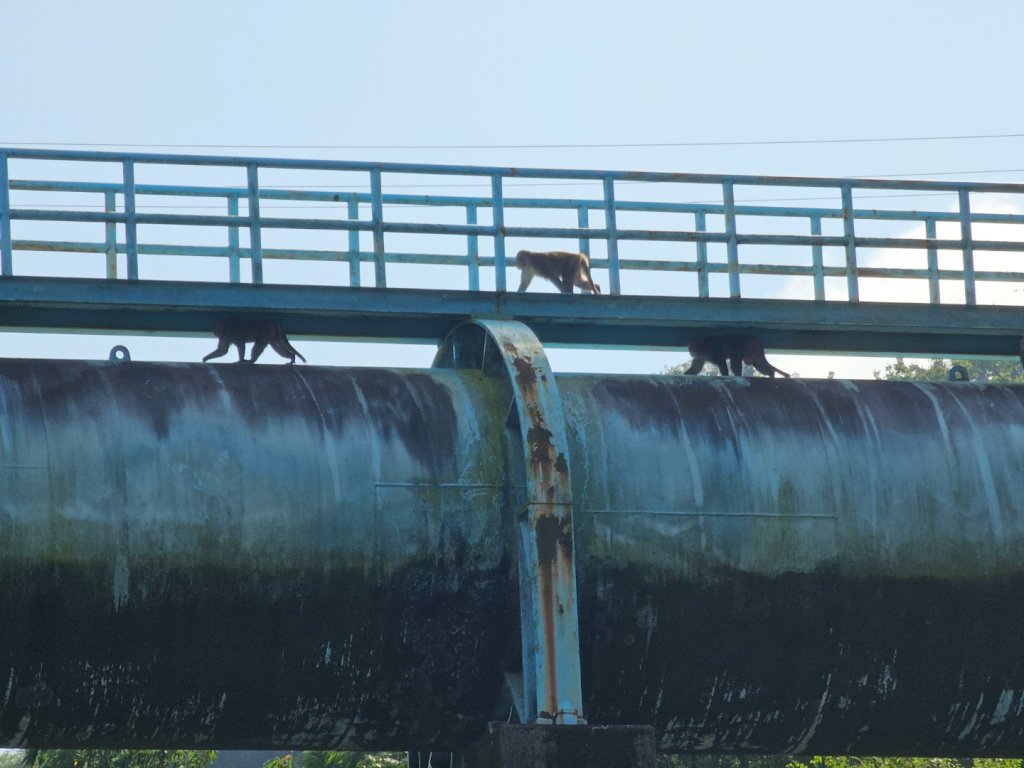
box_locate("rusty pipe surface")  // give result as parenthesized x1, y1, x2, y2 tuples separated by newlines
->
(2, 361, 1024, 755)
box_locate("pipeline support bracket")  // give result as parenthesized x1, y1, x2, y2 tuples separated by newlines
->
(435, 319, 585, 726)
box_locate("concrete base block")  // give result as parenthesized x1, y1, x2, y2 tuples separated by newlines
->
(463, 724, 657, 768)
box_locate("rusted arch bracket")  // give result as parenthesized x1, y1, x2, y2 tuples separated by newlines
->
(435, 319, 585, 726)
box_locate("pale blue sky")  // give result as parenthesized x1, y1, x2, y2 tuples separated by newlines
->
(2, 0, 1023, 376)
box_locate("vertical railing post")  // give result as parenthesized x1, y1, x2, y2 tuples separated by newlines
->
(0, 152, 11, 277)
(246, 164, 264, 284)
(576, 205, 590, 258)
(723, 181, 740, 298)
(122, 160, 138, 280)
(492, 174, 506, 291)
(347, 200, 361, 288)
(925, 218, 940, 305)
(227, 194, 240, 284)
(370, 169, 386, 288)
(104, 191, 118, 279)
(466, 204, 480, 291)
(841, 183, 859, 302)
(603, 176, 620, 295)
(810, 214, 825, 301)
(695, 210, 709, 299)
(958, 188, 976, 305)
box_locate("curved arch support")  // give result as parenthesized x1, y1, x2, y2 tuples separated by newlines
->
(435, 320, 584, 726)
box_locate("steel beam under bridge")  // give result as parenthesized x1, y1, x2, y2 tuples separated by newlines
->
(0, 276, 1021, 357)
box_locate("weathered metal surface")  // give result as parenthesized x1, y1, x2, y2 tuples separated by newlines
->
(2, 276, 1024, 359)
(463, 724, 656, 768)
(0, 360, 516, 751)
(2, 362, 1024, 755)
(436, 320, 584, 725)
(557, 375, 1024, 755)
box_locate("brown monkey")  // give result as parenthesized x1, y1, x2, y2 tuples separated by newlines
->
(515, 250, 602, 294)
(203, 319, 306, 364)
(684, 334, 790, 378)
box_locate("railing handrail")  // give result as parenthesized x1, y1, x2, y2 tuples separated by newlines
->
(11, 179, 1024, 226)
(6, 145, 1024, 193)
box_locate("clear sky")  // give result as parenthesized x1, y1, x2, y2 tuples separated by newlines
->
(2, 0, 1023, 377)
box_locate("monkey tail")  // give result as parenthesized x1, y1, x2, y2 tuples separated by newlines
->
(291, 346, 307, 364)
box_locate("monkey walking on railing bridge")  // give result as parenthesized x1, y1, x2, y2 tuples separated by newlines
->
(203, 318, 306, 364)
(684, 334, 790, 378)
(515, 250, 602, 294)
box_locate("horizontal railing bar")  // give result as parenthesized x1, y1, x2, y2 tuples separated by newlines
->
(8, 146, 1024, 193)
(12, 181, 1024, 228)
(10, 209, 376, 232)
(13, 209, 1024, 254)
(14, 240, 1023, 285)
(10, 240, 479, 266)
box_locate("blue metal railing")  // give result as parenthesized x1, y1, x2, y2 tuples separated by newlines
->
(3, 147, 1024, 305)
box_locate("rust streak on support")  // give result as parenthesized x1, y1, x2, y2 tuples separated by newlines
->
(436, 319, 585, 726)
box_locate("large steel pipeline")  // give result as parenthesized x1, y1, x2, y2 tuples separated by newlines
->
(1, 359, 1024, 755)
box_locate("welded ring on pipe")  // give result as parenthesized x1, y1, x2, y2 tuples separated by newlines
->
(108, 344, 132, 362)
(948, 364, 970, 381)
(434, 319, 585, 726)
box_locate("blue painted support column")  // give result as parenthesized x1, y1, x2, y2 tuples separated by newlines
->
(370, 169, 386, 288)
(227, 195, 240, 284)
(104, 191, 118, 279)
(467, 204, 480, 291)
(347, 200, 361, 288)
(810, 215, 824, 301)
(0, 153, 11, 276)
(841, 183, 859, 302)
(577, 206, 590, 257)
(603, 177, 620, 295)
(435, 320, 585, 726)
(122, 161, 139, 280)
(723, 181, 740, 298)
(492, 175, 507, 292)
(958, 189, 976, 305)
(246, 164, 264, 284)
(926, 218, 940, 304)
(695, 210, 709, 299)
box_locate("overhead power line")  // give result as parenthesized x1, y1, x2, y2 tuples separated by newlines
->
(3, 132, 1024, 150)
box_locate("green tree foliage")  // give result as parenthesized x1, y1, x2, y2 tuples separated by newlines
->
(787, 758, 1024, 768)
(22, 752, 407, 768)
(875, 358, 1024, 383)
(24, 752, 216, 768)
(656, 758, 1024, 768)
(661, 361, 794, 378)
(657, 756, 789, 768)
(262, 753, 405, 768)
(662, 361, 711, 376)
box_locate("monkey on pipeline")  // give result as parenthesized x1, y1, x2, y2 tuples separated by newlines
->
(515, 250, 602, 294)
(203, 318, 306, 365)
(684, 334, 790, 378)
